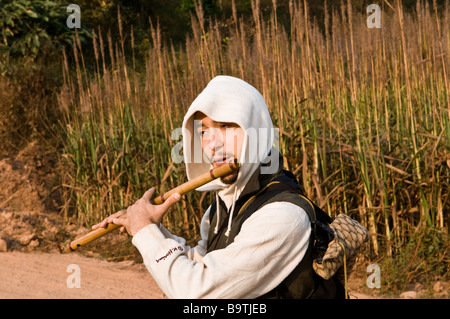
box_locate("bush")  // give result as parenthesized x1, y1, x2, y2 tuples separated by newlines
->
(0, 0, 90, 58)
(381, 228, 449, 294)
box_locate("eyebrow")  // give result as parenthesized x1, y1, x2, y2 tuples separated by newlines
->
(199, 121, 238, 128)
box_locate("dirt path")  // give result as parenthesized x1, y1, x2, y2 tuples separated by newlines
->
(0, 251, 165, 299)
(0, 251, 377, 299)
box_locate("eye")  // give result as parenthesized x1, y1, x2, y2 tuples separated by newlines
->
(199, 129, 210, 139)
(220, 123, 236, 129)
(197, 127, 206, 135)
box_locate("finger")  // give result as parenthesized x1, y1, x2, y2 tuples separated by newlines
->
(113, 216, 125, 225)
(114, 219, 130, 236)
(92, 222, 102, 230)
(92, 210, 125, 229)
(112, 217, 129, 233)
(92, 219, 109, 230)
(107, 210, 126, 223)
(160, 192, 181, 211)
(142, 187, 156, 202)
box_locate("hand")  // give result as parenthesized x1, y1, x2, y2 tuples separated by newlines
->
(112, 187, 181, 236)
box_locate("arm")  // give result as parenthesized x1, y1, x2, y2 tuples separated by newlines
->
(132, 202, 311, 299)
(158, 207, 211, 263)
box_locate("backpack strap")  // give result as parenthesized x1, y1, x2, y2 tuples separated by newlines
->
(238, 181, 334, 257)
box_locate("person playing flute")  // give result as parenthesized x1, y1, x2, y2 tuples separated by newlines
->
(93, 75, 345, 299)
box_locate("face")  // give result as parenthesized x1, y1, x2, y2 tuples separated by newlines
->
(194, 112, 244, 184)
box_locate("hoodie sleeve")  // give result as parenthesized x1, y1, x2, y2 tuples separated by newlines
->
(156, 208, 211, 263)
(132, 202, 310, 299)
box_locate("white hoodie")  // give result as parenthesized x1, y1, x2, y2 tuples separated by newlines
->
(132, 76, 311, 298)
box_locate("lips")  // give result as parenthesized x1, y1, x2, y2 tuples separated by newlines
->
(213, 156, 232, 166)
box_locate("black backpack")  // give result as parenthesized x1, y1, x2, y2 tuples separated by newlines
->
(207, 169, 347, 298)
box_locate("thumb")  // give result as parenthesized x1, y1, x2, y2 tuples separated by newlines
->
(152, 192, 181, 226)
(161, 192, 181, 210)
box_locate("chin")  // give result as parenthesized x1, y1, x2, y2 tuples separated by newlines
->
(220, 171, 239, 185)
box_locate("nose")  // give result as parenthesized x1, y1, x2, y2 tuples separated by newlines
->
(206, 129, 223, 154)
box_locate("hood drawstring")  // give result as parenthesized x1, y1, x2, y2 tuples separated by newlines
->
(224, 187, 238, 238)
(214, 186, 238, 237)
(214, 192, 220, 235)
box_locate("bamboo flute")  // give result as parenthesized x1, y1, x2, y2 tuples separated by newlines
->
(66, 160, 240, 252)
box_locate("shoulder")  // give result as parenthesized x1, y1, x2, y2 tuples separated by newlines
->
(242, 200, 311, 235)
(233, 200, 311, 254)
(256, 201, 310, 224)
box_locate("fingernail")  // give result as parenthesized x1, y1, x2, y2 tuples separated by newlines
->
(173, 193, 180, 200)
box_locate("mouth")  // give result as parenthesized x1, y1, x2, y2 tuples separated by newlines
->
(213, 156, 233, 167)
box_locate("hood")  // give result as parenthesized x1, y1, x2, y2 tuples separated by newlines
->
(182, 75, 275, 211)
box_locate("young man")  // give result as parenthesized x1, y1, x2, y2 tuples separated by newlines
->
(94, 75, 344, 298)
